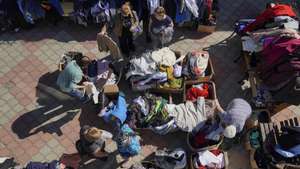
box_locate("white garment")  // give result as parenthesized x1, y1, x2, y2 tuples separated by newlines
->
(83, 82, 99, 104)
(133, 96, 148, 116)
(126, 52, 157, 78)
(151, 47, 177, 66)
(100, 130, 113, 140)
(241, 36, 262, 52)
(148, 0, 160, 14)
(198, 150, 224, 168)
(205, 126, 224, 141)
(185, 0, 199, 17)
(166, 97, 207, 132)
(138, 72, 167, 85)
(0, 157, 9, 164)
(173, 64, 182, 78)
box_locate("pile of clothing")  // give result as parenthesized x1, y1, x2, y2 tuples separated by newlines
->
(192, 149, 225, 169)
(274, 126, 300, 162)
(127, 47, 184, 91)
(189, 121, 222, 149)
(186, 83, 210, 101)
(126, 94, 171, 129)
(87, 59, 117, 88)
(240, 3, 300, 93)
(164, 97, 216, 132)
(183, 51, 210, 80)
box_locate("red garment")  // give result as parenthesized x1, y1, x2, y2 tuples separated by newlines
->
(186, 84, 209, 101)
(193, 132, 207, 147)
(261, 37, 300, 72)
(59, 153, 81, 169)
(243, 4, 296, 32)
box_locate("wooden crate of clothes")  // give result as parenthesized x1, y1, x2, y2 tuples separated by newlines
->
(183, 51, 214, 85)
(130, 50, 184, 93)
(259, 116, 300, 169)
(189, 150, 229, 169)
(187, 132, 223, 152)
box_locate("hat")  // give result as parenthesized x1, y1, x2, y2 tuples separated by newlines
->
(223, 125, 237, 138)
(84, 127, 102, 142)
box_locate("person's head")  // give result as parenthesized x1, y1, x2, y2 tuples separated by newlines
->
(84, 127, 102, 142)
(75, 56, 90, 70)
(154, 7, 166, 20)
(121, 3, 131, 16)
(222, 125, 237, 138)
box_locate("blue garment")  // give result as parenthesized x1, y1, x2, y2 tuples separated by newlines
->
(175, 0, 192, 24)
(117, 124, 141, 157)
(26, 160, 59, 169)
(70, 89, 85, 100)
(17, 0, 45, 24)
(275, 144, 300, 158)
(103, 94, 127, 124)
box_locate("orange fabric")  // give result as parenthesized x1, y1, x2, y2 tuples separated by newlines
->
(186, 84, 209, 101)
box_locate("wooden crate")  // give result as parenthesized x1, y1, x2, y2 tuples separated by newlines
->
(184, 81, 217, 102)
(197, 25, 216, 33)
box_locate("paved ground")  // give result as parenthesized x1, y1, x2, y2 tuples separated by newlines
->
(0, 0, 297, 168)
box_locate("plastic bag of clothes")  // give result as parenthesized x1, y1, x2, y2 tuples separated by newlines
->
(183, 51, 209, 80)
(154, 148, 187, 169)
(117, 124, 141, 157)
(150, 117, 178, 135)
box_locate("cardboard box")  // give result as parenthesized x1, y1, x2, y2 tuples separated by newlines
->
(197, 25, 216, 33)
(103, 84, 119, 95)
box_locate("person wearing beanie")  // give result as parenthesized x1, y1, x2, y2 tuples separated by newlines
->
(77, 125, 113, 159)
(215, 98, 252, 138)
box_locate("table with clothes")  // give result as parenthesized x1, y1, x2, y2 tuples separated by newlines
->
(57, 51, 120, 104)
(237, 3, 300, 106)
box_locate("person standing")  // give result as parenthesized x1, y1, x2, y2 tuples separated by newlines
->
(149, 6, 174, 49)
(114, 3, 139, 57)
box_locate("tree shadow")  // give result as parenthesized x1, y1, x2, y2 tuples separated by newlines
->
(11, 71, 82, 139)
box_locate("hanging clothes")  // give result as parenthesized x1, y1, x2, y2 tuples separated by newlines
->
(184, 0, 199, 18)
(148, 0, 160, 15)
(175, 0, 192, 24)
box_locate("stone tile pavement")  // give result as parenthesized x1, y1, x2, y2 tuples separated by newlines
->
(0, 0, 298, 168)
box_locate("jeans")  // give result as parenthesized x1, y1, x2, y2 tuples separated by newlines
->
(70, 88, 85, 100)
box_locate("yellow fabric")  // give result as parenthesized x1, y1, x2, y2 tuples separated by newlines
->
(159, 65, 182, 88)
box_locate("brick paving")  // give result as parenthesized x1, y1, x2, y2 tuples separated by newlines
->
(0, 0, 298, 168)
